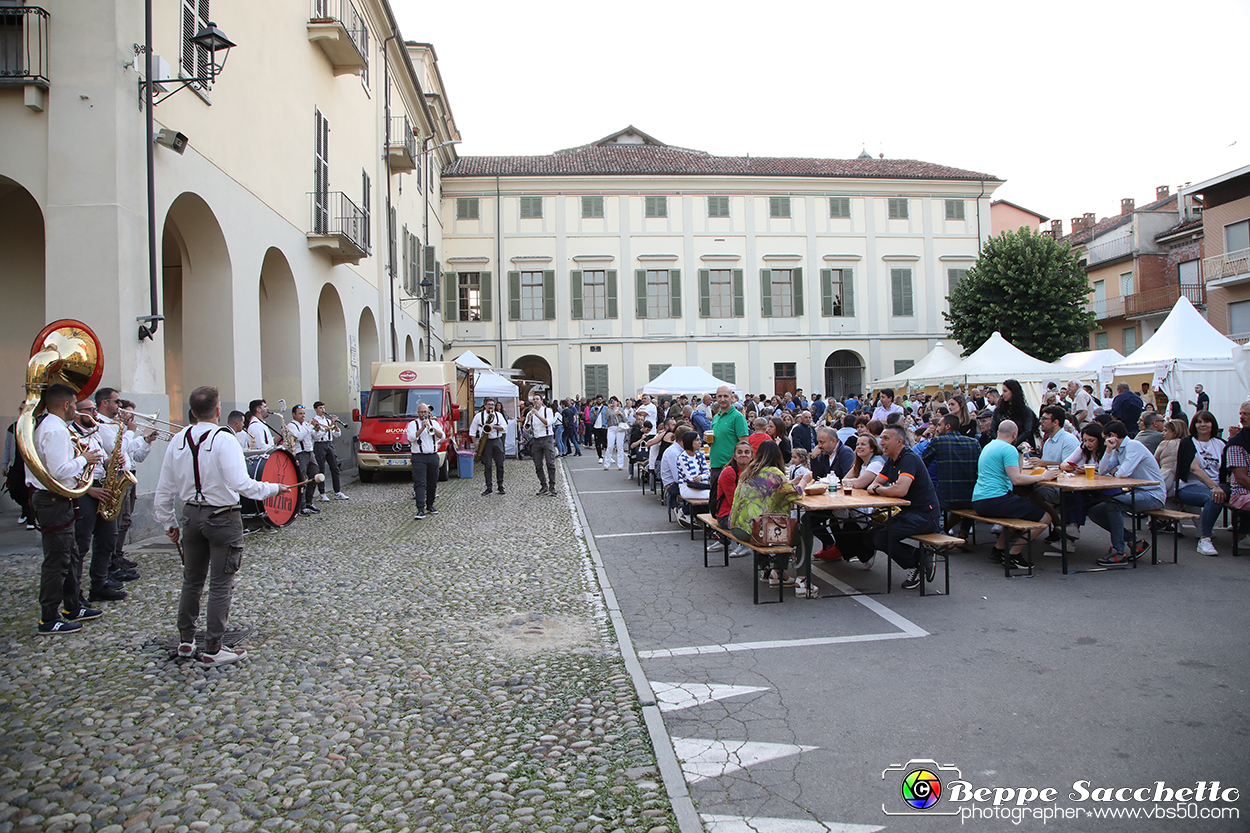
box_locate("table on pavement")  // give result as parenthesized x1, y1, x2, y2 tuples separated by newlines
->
(1053, 472, 1161, 574)
(796, 489, 911, 596)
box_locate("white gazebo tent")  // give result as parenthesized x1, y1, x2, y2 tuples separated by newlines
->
(907, 332, 1072, 409)
(869, 341, 963, 390)
(471, 370, 522, 456)
(451, 349, 492, 370)
(1111, 296, 1249, 426)
(1058, 348, 1125, 399)
(637, 366, 737, 397)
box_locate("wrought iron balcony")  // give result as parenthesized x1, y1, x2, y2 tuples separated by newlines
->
(0, 6, 50, 111)
(307, 0, 368, 76)
(1204, 248, 1250, 285)
(307, 191, 368, 265)
(1086, 233, 1133, 267)
(1125, 283, 1205, 319)
(1089, 296, 1126, 320)
(388, 115, 417, 171)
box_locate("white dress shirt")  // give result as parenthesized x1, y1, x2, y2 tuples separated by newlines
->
(286, 420, 316, 453)
(310, 413, 341, 443)
(405, 418, 445, 454)
(528, 407, 556, 438)
(97, 414, 150, 471)
(24, 413, 89, 492)
(154, 424, 280, 528)
(247, 416, 276, 450)
(470, 409, 509, 439)
(69, 421, 110, 482)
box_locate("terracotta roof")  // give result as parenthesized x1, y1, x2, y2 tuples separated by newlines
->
(443, 143, 997, 181)
(1062, 194, 1177, 246)
(1154, 217, 1204, 242)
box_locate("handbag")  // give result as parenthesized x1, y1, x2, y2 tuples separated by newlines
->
(751, 513, 797, 547)
(685, 479, 711, 491)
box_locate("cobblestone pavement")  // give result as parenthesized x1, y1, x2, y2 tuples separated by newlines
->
(0, 466, 678, 833)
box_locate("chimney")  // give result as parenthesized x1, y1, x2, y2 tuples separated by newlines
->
(1156, 185, 1170, 201)
(1083, 212, 1096, 229)
(1121, 198, 1135, 216)
(1071, 216, 1085, 233)
(1051, 218, 1063, 237)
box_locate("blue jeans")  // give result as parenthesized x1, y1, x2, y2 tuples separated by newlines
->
(1086, 491, 1165, 554)
(554, 423, 565, 454)
(1175, 481, 1222, 537)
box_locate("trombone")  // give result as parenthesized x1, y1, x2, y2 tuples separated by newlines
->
(118, 407, 184, 442)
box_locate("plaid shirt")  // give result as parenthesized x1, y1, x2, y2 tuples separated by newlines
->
(920, 432, 981, 510)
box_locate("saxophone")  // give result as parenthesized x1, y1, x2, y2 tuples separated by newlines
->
(97, 422, 137, 520)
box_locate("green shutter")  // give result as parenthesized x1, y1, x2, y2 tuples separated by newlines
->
(792, 267, 803, 316)
(508, 271, 521, 320)
(543, 270, 556, 320)
(606, 269, 618, 318)
(843, 269, 854, 316)
(891, 268, 913, 316)
(760, 269, 772, 318)
(636, 269, 647, 319)
(479, 271, 492, 321)
(820, 268, 833, 317)
(444, 271, 457, 320)
(669, 269, 681, 318)
(570, 270, 583, 319)
(732, 269, 744, 317)
(699, 269, 711, 318)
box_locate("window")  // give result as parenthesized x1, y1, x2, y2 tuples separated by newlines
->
(582, 196, 604, 218)
(313, 109, 329, 235)
(360, 170, 371, 252)
(648, 364, 671, 382)
(894, 359, 916, 375)
(760, 268, 803, 318)
(829, 197, 851, 219)
(180, 0, 210, 92)
(774, 363, 796, 396)
(1179, 258, 1200, 285)
(769, 197, 791, 218)
(1120, 271, 1134, 297)
(584, 365, 609, 400)
(891, 268, 914, 316)
(945, 199, 965, 221)
(570, 269, 616, 320)
(458, 272, 482, 321)
(708, 196, 730, 218)
(888, 198, 909, 220)
(701, 269, 742, 318)
(645, 195, 667, 218)
(1094, 332, 1108, 350)
(519, 271, 544, 320)
(519, 196, 543, 219)
(821, 268, 854, 316)
(1123, 327, 1137, 354)
(408, 230, 420, 294)
(1230, 300, 1250, 337)
(507, 269, 554, 321)
(947, 268, 967, 296)
(456, 197, 479, 220)
(636, 269, 680, 319)
(1227, 220, 1250, 254)
(712, 362, 736, 384)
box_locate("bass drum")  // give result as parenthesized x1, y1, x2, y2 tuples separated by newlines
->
(242, 448, 300, 527)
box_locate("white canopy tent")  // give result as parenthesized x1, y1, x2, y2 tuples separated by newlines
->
(1111, 296, 1249, 426)
(637, 366, 737, 397)
(869, 341, 963, 389)
(907, 332, 1072, 410)
(452, 349, 492, 370)
(1058, 348, 1124, 397)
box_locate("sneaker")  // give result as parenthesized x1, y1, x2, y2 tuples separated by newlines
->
(861, 552, 876, 569)
(1008, 552, 1033, 569)
(1131, 539, 1150, 560)
(1096, 549, 1132, 567)
(17, 515, 26, 525)
(413, 512, 425, 521)
(814, 545, 842, 561)
(426, 506, 438, 515)
(924, 558, 936, 584)
(38, 619, 83, 635)
(60, 605, 102, 622)
(729, 543, 751, 558)
(306, 505, 321, 514)
(119, 556, 138, 569)
(320, 493, 331, 502)
(481, 488, 493, 496)
(990, 524, 1003, 534)
(536, 488, 549, 496)
(795, 577, 818, 598)
(177, 641, 196, 658)
(547, 491, 558, 498)
(497, 486, 505, 495)
(109, 568, 140, 582)
(677, 514, 692, 529)
(200, 645, 247, 667)
(300, 508, 314, 516)
(334, 492, 350, 500)
(88, 586, 127, 603)
(26, 522, 35, 531)
(901, 568, 922, 590)
(1045, 527, 1062, 543)
(1196, 537, 1218, 557)
(989, 547, 1006, 564)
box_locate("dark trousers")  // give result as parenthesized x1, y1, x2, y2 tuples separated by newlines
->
(482, 438, 505, 490)
(871, 508, 941, 569)
(314, 441, 341, 493)
(709, 467, 724, 516)
(178, 504, 244, 651)
(411, 452, 439, 510)
(295, 450, 319, 506)
(75, 492, 117, 592)
(33, 490, 81, 621)
(532, 436, 557, 492)
(111, 483, 137, 569)
(594, 427, 607, 457)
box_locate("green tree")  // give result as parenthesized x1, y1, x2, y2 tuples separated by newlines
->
(944, 227, 1094, 362)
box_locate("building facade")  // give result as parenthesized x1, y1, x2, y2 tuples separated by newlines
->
(1187, 164, 1250, 339)
(438, 128, 1001, 400)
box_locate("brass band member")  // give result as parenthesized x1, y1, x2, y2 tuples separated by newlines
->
(245, 399, 276, 451)
(310, 401, 347, 501)
(527, 393, 558, 497)
(71, 396, 126, 603)
(286, 405, 320, 516)
(405, 403, 445, 520)
(100, 394, 158, 582)
(28, 384, 106, 634)
(227, 410, 249, 450)
(154, 385, 291, 666)
(470, 397, 509, 496)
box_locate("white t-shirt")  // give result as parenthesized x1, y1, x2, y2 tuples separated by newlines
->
(1192, 437, 1225, 481)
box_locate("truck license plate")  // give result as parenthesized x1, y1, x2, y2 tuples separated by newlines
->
(385, 458, 409, 467)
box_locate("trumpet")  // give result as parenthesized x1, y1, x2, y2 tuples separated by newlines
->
(118, 407, 183, 441)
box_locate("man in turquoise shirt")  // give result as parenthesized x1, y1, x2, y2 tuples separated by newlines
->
(972, 420, 1059, 568)
(709, 385, 749, 516)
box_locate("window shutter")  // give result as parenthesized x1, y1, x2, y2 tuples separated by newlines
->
(543, 270, 556, 320)
(402, 227, 410, 292)
(669, 269, 681, 318)
(570, 270, 583, 319)
(760, 269, 773, 318)
(508, 271, 521, 320)
(606, 269, 618, 319)
(732, 269, 744, 318)
(892, 268, 913, 316)
(480, 271, 492, 321)
(820, 268, 833, 317)
(698, 269, 711, 318)
(843, 269, 855, 316)
(444, 271, 457, 320)
(635, 269, 647, 319)
(792, 267, 803, 316)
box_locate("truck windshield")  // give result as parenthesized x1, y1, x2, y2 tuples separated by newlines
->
(365, 389, 444, 420)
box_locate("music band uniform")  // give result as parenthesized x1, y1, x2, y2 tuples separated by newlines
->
(405, 414, 445, 518)
(286, 415, 320, 512)
(71, 410, 124, 602)
(310, 406, 345, 499)
(470, 406, 509, 495)
(528, 403, 558, 496)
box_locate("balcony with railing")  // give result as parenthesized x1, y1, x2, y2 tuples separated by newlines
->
(307, 0, 368, 76)
(1204, 248, 1250, 286)
(1086, 233, 1133, 267)
(307, 191, 368, 265)
(1089, 296, 1126, 321)
(0, 6, 50, 111)
(1125, 283, 1205, 318)
(388, 115, 417, 171)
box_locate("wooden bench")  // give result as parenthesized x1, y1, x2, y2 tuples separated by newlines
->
(948, 509, 1048, 578)
(678, 496, 710, 539)
(902, 532, 963, 596)
(698, 513, 795, 604)
(1140, 508, 1200, 564)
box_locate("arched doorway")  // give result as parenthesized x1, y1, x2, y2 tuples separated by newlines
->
(316, 284, 348, 411)
(259, 247, 301, 408)
(163, 193, 235, 416)
(404, 335, 415, 362)
(0, 177, 45, 420)
(824, 350, 864, 401)
(358, 308, 380, 376)
(511, 354, 552, 400)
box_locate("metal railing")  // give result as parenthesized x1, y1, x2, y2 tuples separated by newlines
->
(310, 0, 368, 65)
(388, 115, 416, 158)
(1204, 248, 1250, 283)
(1087, 233, 1133, 266)
(1125, 283, 1205, 318)
(1089, 296, 1126, 320)
(309, 191, 367, 254)
(0, 6, 50, 87)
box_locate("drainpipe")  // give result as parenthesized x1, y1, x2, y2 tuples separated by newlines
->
(496, 174, 503, 363)
(383, 32, 399, 361)
(975, 178, 986, 247)
(138, 0, 162, 340)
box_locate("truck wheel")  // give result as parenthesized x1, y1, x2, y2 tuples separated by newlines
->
(438, 452, 450, 482)
(358, 468, 375, 483)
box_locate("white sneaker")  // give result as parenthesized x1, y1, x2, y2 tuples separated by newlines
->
(334, 492, 349, 500)
(177, 641, 196, 658)
(200, 645, 247, 666)
(990, 524, 1003, 534)
(1196, 537, 1219, 557)
(320, 493, 331, 502)
(728, 543, 750, 558)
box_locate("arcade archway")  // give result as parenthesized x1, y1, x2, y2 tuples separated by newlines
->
(824, 350, 864, 402)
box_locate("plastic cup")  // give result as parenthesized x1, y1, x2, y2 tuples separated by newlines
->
(704, 430, 715, 444)
(1084, 464, 1096, 480)
(1031, 467, 1045, 476)
(843, 480, 853, 495)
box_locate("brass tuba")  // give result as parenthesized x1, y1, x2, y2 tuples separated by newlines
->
(16, 320, 105, 499)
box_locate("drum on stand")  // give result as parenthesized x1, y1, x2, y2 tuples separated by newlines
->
(242, 448, 299, 527)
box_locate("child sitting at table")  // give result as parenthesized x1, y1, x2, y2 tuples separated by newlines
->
(788, 447, 811, 484)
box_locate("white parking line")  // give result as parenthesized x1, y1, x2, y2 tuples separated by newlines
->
(579, 489, 643, 494)
(596, 530, 689, 539)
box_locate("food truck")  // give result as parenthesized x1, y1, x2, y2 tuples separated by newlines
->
(353, 362, 472, 481)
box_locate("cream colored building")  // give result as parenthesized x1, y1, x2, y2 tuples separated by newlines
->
(437, 128, 1001, 399)
(1, 0, 458, 530)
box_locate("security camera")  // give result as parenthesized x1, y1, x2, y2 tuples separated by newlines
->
(154, 128, 188, 154)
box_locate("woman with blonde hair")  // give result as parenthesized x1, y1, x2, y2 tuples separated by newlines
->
(1154, 418, 1187, 499)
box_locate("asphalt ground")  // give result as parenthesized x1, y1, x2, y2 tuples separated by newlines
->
(566, 453, 1250, 833)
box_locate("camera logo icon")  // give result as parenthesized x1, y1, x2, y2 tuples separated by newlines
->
(882, 759, 962, 816)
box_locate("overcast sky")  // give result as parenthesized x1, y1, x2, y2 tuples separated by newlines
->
(395, 0, 1248, 231)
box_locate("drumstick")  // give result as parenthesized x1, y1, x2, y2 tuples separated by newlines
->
(291, 473, 326, 488)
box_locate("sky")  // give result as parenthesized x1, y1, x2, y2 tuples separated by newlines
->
(394, 0, 1248, 232)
